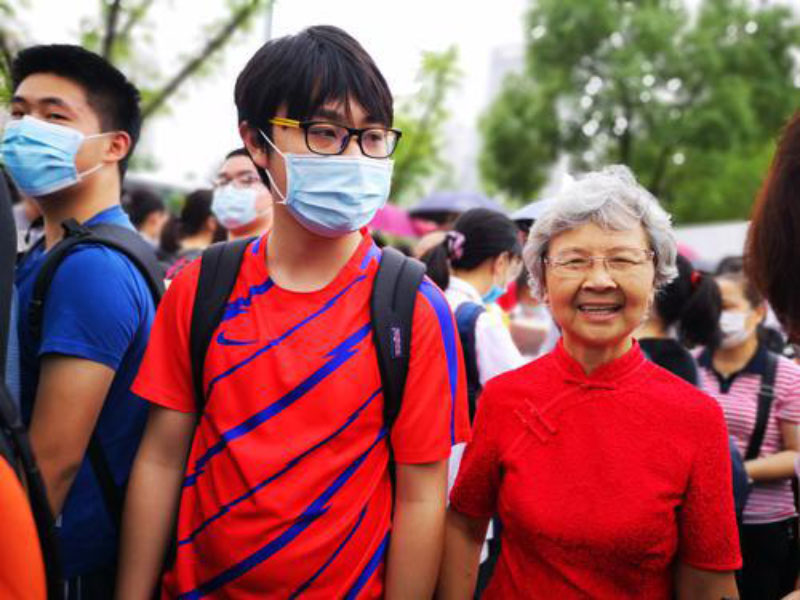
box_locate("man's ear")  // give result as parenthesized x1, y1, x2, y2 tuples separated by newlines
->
(239, 122, 268, 169)
(105, 131, 131, 164)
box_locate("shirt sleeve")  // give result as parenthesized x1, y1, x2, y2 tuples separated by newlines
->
(775, 357, 800, 424)
(390, 279, 470, 464)
(130, 261, 200, 413)
(39, 246, 149, 370)
(678, 400, 742, 571)
(475, 310, 525, 385)
(448, 379, 501, 519)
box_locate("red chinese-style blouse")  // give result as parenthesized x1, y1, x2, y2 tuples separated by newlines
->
(451, 339, 742, 598)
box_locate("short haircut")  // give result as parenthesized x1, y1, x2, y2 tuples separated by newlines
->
(179, 188, 213, 237)
(716, 255, 764, 308)
(124, 187, 165, 227)
(234, 26, 393, 145)
(11, 44, 142, 176)
(524, 165, 678, 300)
(225, 148, 251, 161)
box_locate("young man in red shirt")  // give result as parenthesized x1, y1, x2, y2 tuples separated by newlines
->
(117, 25, 469, 599)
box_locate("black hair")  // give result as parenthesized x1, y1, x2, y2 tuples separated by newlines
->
(179, 189, 214, 237)
(124, 187, 165, 227)
(654, 254, 721, 348)
(225, 147, 251, 161)
(714, 255, 784, 351)
(159, 214, 181, 256)
(11, 44, 142, 176)
(234, 26, 393, 185)
(421, 208, 522, 291)
(715, 255, 764, 308)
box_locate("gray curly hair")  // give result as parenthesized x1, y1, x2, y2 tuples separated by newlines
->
(523, 165, 678, 300)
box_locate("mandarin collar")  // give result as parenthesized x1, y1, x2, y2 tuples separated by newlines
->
(553, 338, 648, 388)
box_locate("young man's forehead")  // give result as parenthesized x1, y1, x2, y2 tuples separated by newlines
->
(219, 155, 258, 174)
(13, 72, 89, 108)
(283, 99, 384, 126)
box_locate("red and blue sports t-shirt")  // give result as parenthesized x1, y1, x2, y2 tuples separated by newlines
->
(132, 232, 469, 599)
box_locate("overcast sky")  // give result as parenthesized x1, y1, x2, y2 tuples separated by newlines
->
(15, 0, 528, 188)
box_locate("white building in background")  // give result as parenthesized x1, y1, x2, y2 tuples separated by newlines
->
(674, 221, 749, 268)
(440, 43, 525, 197)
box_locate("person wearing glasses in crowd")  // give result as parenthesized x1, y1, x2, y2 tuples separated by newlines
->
(439, 166, 741, 599)
(116, 25, 468, 599)
(212, 148, 273, 240)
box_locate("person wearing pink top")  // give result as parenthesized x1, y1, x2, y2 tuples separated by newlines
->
(697, 260, 800, 599)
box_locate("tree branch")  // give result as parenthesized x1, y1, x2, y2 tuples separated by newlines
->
(0, 29, 15, 85)
(141, 0, 266, 120)
(101, 0, 123, 60)
(118, 0, 155, 42)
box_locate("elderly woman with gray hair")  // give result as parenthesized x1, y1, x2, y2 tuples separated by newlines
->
(438, 166, 741, 599)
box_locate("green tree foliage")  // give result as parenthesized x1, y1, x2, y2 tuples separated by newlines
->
(391, 46, 461, 203)
(0, 0, 270, 122)
(480, 0, 800, 222)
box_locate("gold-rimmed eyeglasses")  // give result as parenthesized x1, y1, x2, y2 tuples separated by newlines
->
(544, 249, 655, 277)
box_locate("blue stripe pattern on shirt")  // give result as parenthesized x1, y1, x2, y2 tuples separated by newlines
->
(221, 277, 275, 322)
(185, 322, 372, 486)
(344, 532, 390, 600)
(179, 387, 381, 543)
(289, 505, 369, 598)
(419, 280, 459, 444)
(177, 428, 387, 600)
(205, 274, 367, 399)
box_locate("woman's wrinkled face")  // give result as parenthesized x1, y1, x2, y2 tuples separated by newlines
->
(543, 222, 656, 352)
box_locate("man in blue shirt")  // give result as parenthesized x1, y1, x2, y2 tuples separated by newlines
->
(2, 45, 154, 598)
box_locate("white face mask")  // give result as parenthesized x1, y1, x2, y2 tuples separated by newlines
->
(212, 185, 262, 230)
(719, 310, 753, 349)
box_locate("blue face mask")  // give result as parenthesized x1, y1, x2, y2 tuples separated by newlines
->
(482, 285, 506, 305)
(1, 116, 108, 197)
(259, 130, 392, 238)
(212, 185, 262, 230)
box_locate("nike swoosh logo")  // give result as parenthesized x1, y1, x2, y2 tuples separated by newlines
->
(216, 331, 257, 346)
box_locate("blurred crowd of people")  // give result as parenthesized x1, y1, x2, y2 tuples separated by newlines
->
(2, 22, 800, 600)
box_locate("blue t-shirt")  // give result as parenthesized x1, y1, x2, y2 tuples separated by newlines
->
(16, 205, 155, 577)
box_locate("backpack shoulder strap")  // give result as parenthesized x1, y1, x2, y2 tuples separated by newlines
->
(28, 219, 165, 343)
(371, 247, 426, 431)
(27, 218, 165, 538)
(745, 350, 779, 461)
(190, 239, 252, 413)
(0, 173, 15, 374)
(455, 302, 485, 422)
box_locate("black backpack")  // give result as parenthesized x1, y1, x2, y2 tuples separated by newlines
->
(188, 240, 426, 437)
(26, 217, 165, 533)
(454, 301, 485, 423)
(0, 172, 63, 599)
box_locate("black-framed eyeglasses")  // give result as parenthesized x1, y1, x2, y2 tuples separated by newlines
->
(269, 117, 402, 158)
